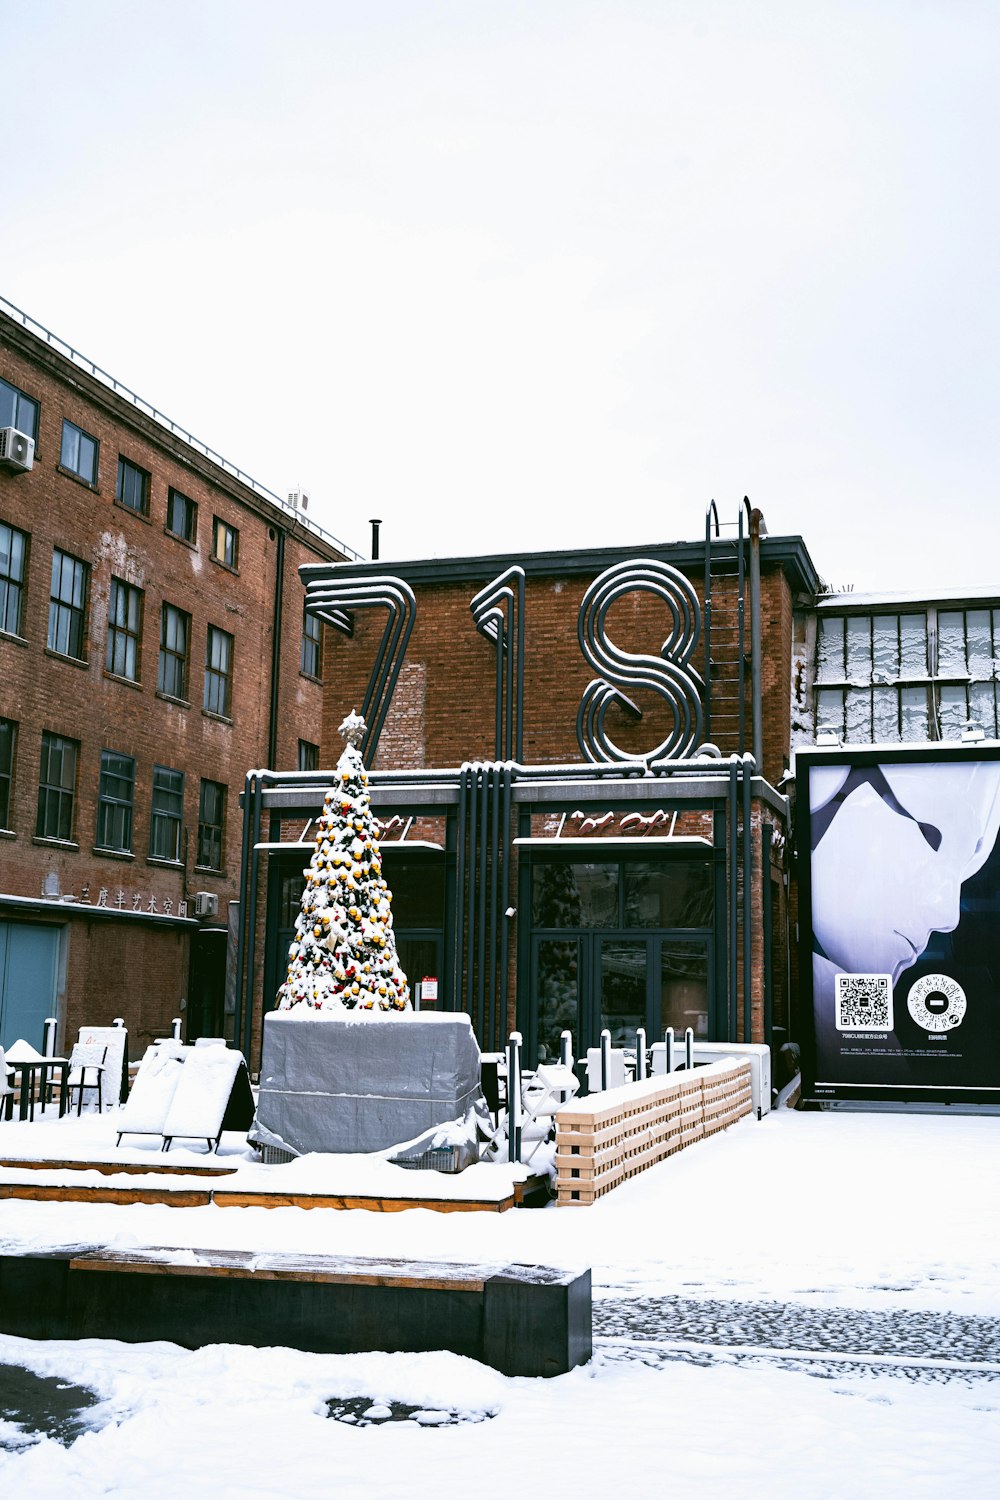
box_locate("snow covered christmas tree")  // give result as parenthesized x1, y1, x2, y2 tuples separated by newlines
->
(277, 711, 410, 1013)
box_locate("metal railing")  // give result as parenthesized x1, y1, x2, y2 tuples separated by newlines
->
(0, 294, 363, 561)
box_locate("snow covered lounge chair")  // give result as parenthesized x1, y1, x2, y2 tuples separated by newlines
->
(161, 1045, 246, 1153)
(65, 1043, 109, 1116)
(116, 1045, 186, 1146)
(0, 1048, 14, 1122)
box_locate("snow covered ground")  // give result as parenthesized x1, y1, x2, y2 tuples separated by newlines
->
(2, 1107, 999, 1497)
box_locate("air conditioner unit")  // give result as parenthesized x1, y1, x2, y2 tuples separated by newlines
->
(193, 891, 219, 918)
(0, 427, 34, 473)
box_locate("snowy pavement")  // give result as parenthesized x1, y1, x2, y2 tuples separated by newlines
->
(1, 1107, 999, 1496)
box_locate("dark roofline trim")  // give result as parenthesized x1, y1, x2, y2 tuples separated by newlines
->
(0, 301, 356, 564)
(299, 534, 821, 597)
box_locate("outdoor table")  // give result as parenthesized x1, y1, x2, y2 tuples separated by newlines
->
(7, 1056, 70, 1121)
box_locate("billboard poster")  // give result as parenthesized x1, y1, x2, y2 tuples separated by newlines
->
(800, 748, 1000, 1102)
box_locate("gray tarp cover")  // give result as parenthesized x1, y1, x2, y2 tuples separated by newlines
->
(249, 1010, 485, 1155)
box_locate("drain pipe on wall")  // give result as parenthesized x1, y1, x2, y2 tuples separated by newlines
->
(749, 502, 764, 771)
(267, 527, 286, 772)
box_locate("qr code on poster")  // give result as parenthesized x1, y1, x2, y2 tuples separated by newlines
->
(835, 974, 893, 1032)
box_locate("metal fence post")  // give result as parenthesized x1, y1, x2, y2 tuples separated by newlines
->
(685, 1026, 694, 1071)
(635, 1027, 647, 1081)
(507, 1031, 522, 1164)
(665, 1026, 675, 1075)
(600, 1028, 611, 1092)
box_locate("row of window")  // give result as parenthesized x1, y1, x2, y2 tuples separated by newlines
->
(814, 608, 1000, 742)
(0, 720, 225, 869)
(2, 519, 323, 693)
(2, 373, 241, 564)
(1, 522, 235, 714)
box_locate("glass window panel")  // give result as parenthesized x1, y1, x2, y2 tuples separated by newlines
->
(97, 750, 135, 852)
(844, 687, 872, 742)
(48, 550, 87, 658)
(212, 518, 238, 567)
(845, 617, 871, 682)
(536, 938, 579, 1064)
(158, 605, 189, 698)
(0, 378, 39, 442)
(60, 422, 98, 483)
(599, 940, 646, 1046)
(17, 391, 40, 443)
(969, 681, 997, 738)
(298, 740, 319, 772)
(871, 687, 899, 742)
(150, 765, 184, 861)
(60, 422, 79, 470)
(937, 612, 966, 675)
(899, 614, 927, 676)
(659, 941, 709, 1038)
(966, 610, 993, 679)
(937, 685, 967, 739)
(204, 626, 233, 716)
(197, 779, 226, 868)
(167, 489, 196, 541)
(0, 718, 15, 827)
(871, 616, 899, 683)
(815, 688, 845, 738)
(381, 857, 445, 929)
(624, 862, 713, 928)
(0, 521, 27, 636)
(815, 616, 844, 682)
(532, 862, 618, 928)
(280, 872, 306, 928)
(36, 732, 77, 841)
(900, 686, 929, 741)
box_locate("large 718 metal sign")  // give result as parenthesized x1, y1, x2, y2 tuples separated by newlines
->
(304, 557, 704, 767)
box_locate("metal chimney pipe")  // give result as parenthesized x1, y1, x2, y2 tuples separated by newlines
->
(369, 518, 382, 560)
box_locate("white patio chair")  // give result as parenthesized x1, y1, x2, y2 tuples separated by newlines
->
(585, 1046, 628, 1093)
(481, 1062, 580, 1164)
(519, 1063, 581, 1164)
(65, 1042, 110, 1115)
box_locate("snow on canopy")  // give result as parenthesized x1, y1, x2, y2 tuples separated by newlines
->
(276, 711, 410, 1014)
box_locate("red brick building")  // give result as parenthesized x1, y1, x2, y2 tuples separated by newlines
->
(236, 515, 819, 1073)
(0, 300, 354, 1058)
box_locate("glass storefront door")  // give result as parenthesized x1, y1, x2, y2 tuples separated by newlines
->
(532, 928, 712, 1064)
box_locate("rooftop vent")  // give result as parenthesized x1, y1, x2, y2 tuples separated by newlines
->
(287, 488, 310, 513)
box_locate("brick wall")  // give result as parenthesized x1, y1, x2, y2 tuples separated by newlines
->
(0, 312, 343, 1050)
(320, 559, 798, 781)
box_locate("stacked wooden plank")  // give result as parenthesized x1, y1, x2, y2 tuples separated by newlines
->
(554, 1057, 754, 1206)
(701, 1058, 754, 1137)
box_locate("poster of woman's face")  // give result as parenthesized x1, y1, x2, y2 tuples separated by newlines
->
(804, 753, 1000, 1100)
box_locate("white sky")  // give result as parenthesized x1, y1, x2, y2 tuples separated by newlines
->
(3, 1, 998, 591)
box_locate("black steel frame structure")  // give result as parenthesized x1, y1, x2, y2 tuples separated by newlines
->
(234, 755, 786, 1066)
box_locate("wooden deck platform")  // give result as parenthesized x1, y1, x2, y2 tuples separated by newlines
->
(0, 1159, 548, 1213)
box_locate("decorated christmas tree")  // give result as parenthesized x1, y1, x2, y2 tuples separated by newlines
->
(276, 711, 410, 1013)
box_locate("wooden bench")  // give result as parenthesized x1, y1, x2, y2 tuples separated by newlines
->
(0, 1246, 591, 1378)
